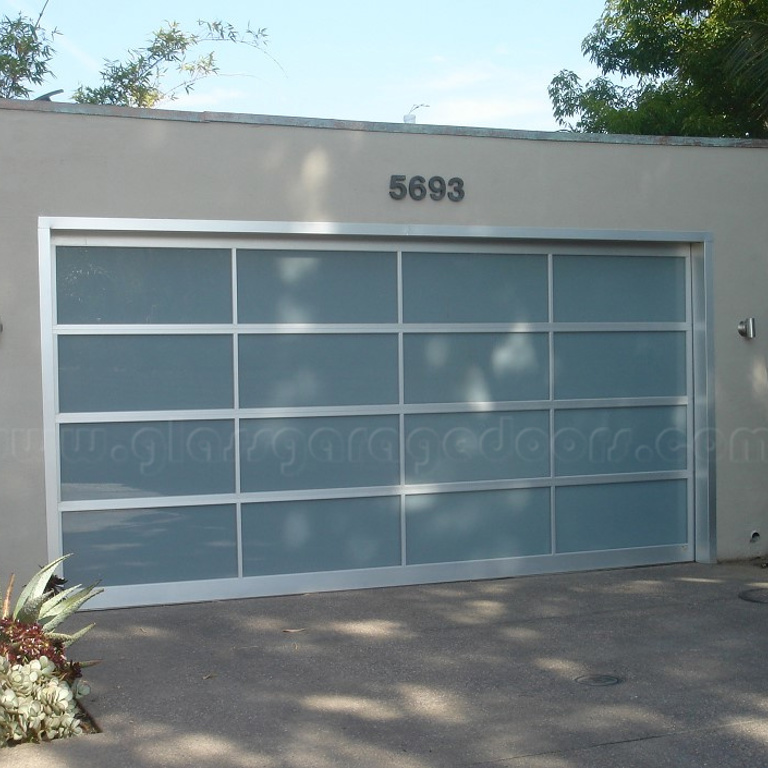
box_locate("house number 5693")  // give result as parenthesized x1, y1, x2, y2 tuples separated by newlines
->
(389, 175, 465, 202)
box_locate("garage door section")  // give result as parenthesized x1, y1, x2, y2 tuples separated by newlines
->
(50, 238, 693, 607)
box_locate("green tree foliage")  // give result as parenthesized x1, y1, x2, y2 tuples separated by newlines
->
(0, 4, 55, 99)
(549, 0, 768, 137)
(73, 20, 268, 108)
(727, 19, 768, 119)
(0, 3, 269, 108)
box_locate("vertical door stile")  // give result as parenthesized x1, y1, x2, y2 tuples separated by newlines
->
(232, 246, 244, 579)
(685, 247, 696, 554)
(397, 246, 407, 566)
(548, 252, 557, 556)
(44, 233, 64, 561)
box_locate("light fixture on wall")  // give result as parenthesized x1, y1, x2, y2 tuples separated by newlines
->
(738, 317, 757, 339)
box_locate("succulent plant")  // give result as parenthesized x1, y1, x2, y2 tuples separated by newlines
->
(0, 618, 66, 666)
(4, 555, 103, 647)
(0, 655, 84, 743)
(0, 618, 84, 686)
(1, 555, 102, 745)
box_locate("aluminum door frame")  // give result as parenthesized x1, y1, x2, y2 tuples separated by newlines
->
(38, 218, 715, 609)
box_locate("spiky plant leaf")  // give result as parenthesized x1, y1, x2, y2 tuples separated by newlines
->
(14, 592, 49, 624)
(41, 586, 102, 632)
(37, 583, 93, 625)
(2, 573, 15, 618)
(77, 658, 102, 668)
(12, 554, 71, 617)
(46, 622, 97, 647)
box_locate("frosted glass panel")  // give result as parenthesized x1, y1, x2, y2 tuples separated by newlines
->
(554, 332, 686, 399)
(239, 334, 398, 407)
(554, 406, 688, 476)
(56, 246, 232, 324)
(405, 411, 549, 484)
(62, 505, 237, 586)
(402, 252, 548, 323)
(58, 335, 233, 412)
(242, 497, 401, 575)
(553, 255, 686, 322)
(60, 420, 235, 500)
(237, 249, 397, 323)
(240, 416, 399, 492)
(404, 333, 549, 403)
(555, 480, 687, 553)
(405, 488, 551, 564)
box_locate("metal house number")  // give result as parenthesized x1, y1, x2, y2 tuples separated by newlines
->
(389, 175, 465, 202)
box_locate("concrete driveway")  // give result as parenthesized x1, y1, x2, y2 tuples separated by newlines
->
(4, 562, 768, 767)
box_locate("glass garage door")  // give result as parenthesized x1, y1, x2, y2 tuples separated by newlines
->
(50, 239, 693, 607)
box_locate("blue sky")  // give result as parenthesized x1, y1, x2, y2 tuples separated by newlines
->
(3, 1, 608, 130)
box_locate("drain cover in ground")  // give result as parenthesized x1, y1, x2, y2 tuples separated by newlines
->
(575, 674, 622, 686)
(738, 588, 768, 603)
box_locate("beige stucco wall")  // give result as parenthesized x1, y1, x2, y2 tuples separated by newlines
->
(1, 100, 767, 583)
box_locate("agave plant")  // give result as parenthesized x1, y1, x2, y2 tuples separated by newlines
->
(1, 555, 102, 682)
(3, 555, 103, 648)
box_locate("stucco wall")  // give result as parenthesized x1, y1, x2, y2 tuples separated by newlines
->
(1, 100, 767, 583)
